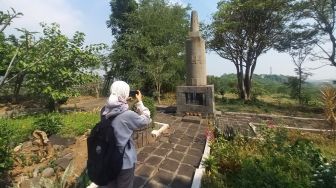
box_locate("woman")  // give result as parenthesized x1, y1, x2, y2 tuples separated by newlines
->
(100, 80, 151, 188)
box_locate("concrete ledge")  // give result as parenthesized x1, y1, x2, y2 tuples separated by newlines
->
(191, 135, 211, 188)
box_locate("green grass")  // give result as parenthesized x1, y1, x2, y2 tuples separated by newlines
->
(215, 93, 323, 118)
(1, 111, 99, 145)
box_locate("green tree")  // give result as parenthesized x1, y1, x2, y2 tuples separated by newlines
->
(25, 23, 105, 111)
(294, 0, 336, 67)
(107, 0, 137, 37)
(207, 0, 290, 100)
(108, 0, 189, 103)
(0, 8, 23, 89)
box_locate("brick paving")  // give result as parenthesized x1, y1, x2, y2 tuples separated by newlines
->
(134, 113, 207, 188)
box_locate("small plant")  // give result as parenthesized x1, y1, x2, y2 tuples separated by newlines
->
(321, 85, 336, 139)
(142, 96, 156, 119)
(33, 113, 64, 136)
(0, 122, 13, 178)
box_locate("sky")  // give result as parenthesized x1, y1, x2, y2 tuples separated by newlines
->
(1, 0, 335, 81)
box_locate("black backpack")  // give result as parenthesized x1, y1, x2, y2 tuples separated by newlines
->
(87, 108, 130, 186)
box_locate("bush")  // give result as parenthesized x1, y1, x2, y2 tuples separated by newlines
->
(33, 113, 64, 136)
(142, 96, 156, 119)
(311, 159, 336, 188)
(0, 122, 13, 177)
(203, 125, 328, 187)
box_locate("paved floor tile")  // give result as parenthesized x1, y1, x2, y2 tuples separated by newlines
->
(153, 148, 170, 157)
(182, 154, 201, 167)
(171, 175, 192, 188)
(152, 170, 174, 185)
(159, 158, 180, 172)
(177, 164, 195, 178)
(174, 145, 188, 153)
(145, 155, 164, 166)
(135, 165, 156, 178)
(168, 151, 184, 161)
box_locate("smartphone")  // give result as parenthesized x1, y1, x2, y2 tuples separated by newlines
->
(129, 90, 138, 97)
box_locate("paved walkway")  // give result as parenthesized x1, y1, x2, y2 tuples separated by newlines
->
(134, 113, 207, 188)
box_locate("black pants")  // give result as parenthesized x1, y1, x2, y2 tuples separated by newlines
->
(99, 166, 135, 188)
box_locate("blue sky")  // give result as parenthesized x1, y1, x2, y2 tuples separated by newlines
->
(1, 0, 335, 80)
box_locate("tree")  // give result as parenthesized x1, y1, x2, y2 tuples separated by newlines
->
(25, 23, 105, 111)
(277, 30, 315, 104)
(295, 0, 336, 67)
(0, 8, 23, 89)
(107, 0, 137, 38)
(108, 0, 189, 103)
(207, 0, 290, 100)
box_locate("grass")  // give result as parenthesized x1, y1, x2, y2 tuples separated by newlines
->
(1, 111, 99, 145)
(288, 130, 336, 160)
(216, 93, 324, 118)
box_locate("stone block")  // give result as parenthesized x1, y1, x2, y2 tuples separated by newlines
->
(145, 155, 164, 166)
(137, 152, 149, 163)
(168, 151, 184, 161)
(182, 154, 201, 167)
(174, 145, 188, 153)
(152, 170, 174, 185)
(171, 175, 192, 188)
(177, 164, 195, 178)
(159, 159, 179, 172)
(153, 148, 170, 157)
(187, 148, 203, 157)
(135, 165, 156, 178)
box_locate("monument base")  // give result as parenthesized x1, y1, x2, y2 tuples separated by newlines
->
(176, 85, 215, 116)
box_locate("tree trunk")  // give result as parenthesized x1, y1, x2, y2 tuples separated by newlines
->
(12, 73, 25, 103)
(155, 81, 161, 105)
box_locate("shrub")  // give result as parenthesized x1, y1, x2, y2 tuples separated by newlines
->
(33, 113, 64, 136)
(142, 96, 156, 119)
(203, 125, 328, 187)
(0, 122, 13, 177)
(311, 159, 336, 188)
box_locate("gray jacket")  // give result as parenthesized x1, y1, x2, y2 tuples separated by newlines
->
(104, 101, 151, 169)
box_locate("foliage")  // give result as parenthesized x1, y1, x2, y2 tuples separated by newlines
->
(207, 0, 290, 100)
(142, 96, 157, 119)
(292, 0, 336, 67)
(0, 122, 13, 178)
(33, 113, 64, 136)
(25, 23, 105, 111)
(107, 0, 189, 102)
(320, 85, 336, 138)
(311, 159, 336, 188)
(203, 125, 330, 187)
(107, 0, 138, 37)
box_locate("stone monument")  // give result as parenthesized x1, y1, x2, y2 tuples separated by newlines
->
(176, 10, 215, 116)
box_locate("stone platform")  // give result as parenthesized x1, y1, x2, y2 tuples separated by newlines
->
(134, 113, 207, 188)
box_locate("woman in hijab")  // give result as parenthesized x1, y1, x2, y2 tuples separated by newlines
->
(101, 81, 151, 188)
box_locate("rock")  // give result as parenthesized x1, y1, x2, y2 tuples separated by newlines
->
(53, 144, 64, 151)
(55, 157, 72, 170)
(20, 177, 41, 188)
(63, 153, 74, 160)
(49, 135, 75, 146)
(13, 143, 23, 152)
(59, 148, 72, 157)
(33, 130, 49, 145)
(31, 146, 40, 152)
(33, 167, 40, 177)
(42, 167, 54, 178)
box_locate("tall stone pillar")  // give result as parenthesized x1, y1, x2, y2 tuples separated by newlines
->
(186, 11, 207, 86)
(176, 10, 215, 117)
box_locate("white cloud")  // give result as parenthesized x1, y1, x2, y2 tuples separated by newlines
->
(0, 0, 84, 37)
